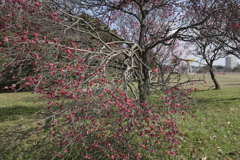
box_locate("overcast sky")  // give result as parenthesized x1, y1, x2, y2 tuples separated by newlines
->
(187, 55, 240, 67)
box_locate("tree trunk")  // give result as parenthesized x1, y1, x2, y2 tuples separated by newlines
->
(209, 68, 220, 89)
(138, 81, 147, 104)
(138, 52, 150, 104)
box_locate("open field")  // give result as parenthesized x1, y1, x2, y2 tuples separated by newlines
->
(175, 73, 240, 159)
(0, 73, 240, 159)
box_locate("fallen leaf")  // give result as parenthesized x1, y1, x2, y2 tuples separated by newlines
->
(210, 135, 216, 140)
(218, 149, 223, 155)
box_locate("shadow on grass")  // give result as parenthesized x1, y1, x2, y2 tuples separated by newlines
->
(0, 106, 42, 123)
(199, 97, 239, 102)
(0, 89, 32, 94)
(224, 83, 240, 86)
(0, 122, 52, 160)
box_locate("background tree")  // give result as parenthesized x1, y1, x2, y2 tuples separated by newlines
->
(192, 38, 225, 89)
(188, 0, 240, 89)
(232, 66, 240, 72)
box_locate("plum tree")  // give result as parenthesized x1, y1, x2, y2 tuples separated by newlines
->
(188, 0, 240, 89)
(2, 0, 239, 159)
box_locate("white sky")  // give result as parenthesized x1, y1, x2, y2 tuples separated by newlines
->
(187, 55, 240, 67)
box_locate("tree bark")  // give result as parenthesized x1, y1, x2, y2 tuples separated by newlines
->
(138, 51, 150, 104)
(138, 81, 147, 104)
(138, 6, 149, 104)
(209, 68, 220, 90)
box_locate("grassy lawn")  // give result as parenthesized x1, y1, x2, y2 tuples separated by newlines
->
(0, 92, 47, 159)
(175, 73, 240, 159)
(0, 73, 240, 159)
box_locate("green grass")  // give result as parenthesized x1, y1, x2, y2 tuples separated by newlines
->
(0, 92, 50, 159)
(173, 73, 240, 159)
(0, 92, 40, 123)
(1, 73, 240, 159)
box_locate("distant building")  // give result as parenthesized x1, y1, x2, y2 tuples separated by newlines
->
(188, 65, 192, 73)
(182, 65, 190, 74)
(191, 66, 199, 73)
(225, 57, 237, 69)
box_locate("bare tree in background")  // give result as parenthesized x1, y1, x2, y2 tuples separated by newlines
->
(189, 0, 240, 89)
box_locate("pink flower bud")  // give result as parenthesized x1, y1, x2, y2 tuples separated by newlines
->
(4, 37, 8, 43)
